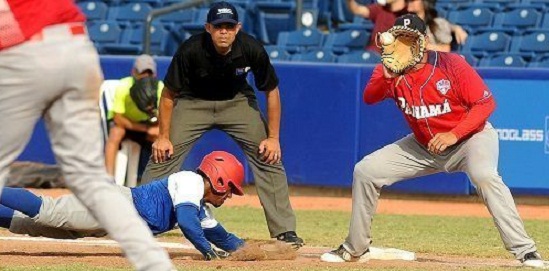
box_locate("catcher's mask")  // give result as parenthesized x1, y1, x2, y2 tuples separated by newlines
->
(198, 151, 245, 196)
(380, 13, 427, 74)
(129, 76, 159, 121)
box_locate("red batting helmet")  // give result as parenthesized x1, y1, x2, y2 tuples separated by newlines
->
(198, 151, 245, 196)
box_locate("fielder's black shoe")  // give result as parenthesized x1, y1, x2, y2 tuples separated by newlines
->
(520, 251, 544, 268)
(276, 231, 304, 250)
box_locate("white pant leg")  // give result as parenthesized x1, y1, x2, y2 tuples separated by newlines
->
(344, 135, 440, 256)
(0, 25, 173, 271)
(446, 124, 537, 259)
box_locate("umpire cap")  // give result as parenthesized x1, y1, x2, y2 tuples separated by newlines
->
(207, 1, 239, 25)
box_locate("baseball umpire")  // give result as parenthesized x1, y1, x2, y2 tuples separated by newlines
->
(320, 14, 544, 268)
(0, 151, 246, 260)
(140, 1, 303, 248)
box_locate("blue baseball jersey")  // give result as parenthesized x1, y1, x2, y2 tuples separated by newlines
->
(130, 177, 176, 234)
(130, 171, 244, 256)
(130, 171, 211, 234)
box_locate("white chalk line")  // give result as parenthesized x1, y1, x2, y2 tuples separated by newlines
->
(0, 236, 195, 249)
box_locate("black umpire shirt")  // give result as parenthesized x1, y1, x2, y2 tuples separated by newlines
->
(164, 31, 279, 100)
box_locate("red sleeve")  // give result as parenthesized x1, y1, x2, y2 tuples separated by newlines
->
(447, 54, 496, 139)
(368, 4, 381, 21)
(363, 64, 394, 104)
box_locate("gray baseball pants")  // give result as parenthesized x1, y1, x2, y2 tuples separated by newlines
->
(9, 186, 132, 239)
(344, 123, 537, 260)
(141, 93, 296, 237)
(0, 24, 173, 270)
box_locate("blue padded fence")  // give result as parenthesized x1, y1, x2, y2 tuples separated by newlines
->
(17, 56, 549, 195)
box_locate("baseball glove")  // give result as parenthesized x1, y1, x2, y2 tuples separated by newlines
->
(379, 26, 426, 74)
(129, 76, 159, 121)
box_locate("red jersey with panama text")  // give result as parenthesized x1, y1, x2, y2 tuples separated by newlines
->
(0, 0, 85, 50)
(363, 51, 496, 147)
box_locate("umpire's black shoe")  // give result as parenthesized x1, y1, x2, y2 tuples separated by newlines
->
(276, 231, 304, 250)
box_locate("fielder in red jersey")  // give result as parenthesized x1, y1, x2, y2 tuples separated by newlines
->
(321, 14, 545, 268)
(364, 51, 495, 149)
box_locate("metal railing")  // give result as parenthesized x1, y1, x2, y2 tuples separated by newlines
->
(144, 0, 306, 55)
(144, 0, 210, 55)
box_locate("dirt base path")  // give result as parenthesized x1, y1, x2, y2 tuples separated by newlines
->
(0, 189, 546, 270)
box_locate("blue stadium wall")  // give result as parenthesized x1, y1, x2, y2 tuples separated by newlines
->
(18, 56, 549, 196)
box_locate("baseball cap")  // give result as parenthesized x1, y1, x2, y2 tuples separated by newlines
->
(134, 54, 156, 75)
(393, 13, 427, 35)
(207, 1, 239, 25)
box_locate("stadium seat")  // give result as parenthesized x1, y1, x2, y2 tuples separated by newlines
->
(299, 9, 320, 29)
(99, 80, 141, 187)
(316, 0, 331, 25)
(338, 16, 375, 31)
(452, 2, 502, 11)
(436, 0, 474, 11)
(102, 23, 171, 55)
(264, 45, 291, 61)
(108, 3, 154, 23)
(510, 30, 549, 55)
(521, 0, 549, 8)
(460, 31, 512, 56)
(178, 8, 209, 36)
(480, 53, 527, 67)
(458, 53, 481, 67)
(331, 0, 355, 23)
(492, 7, 542, 32)
(290, 49, 336, 63)
(155, 8, 196, 31)
(87, 20, 124, 53)
(323, 29, 370, 54)
(276, 28, 324, 54)
(337, 50, 381, 64)
(539, 12, 549, 29)
(253, 1, 297, 44)
(448, 7, 495, 31)
(527, 56, 549, 68)
(124, 0, 163, 8)
(300, 0, 322, 9)
(478, 0, 519, 9)
(77, 1, 109, 21)
(96, 0, 121, 5)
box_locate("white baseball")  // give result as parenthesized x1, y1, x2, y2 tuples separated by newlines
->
(380, 32, 395, 45)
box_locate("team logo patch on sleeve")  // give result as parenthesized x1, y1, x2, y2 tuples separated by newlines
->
(235, 66, 251, 76)
(436, 79, 451, 95)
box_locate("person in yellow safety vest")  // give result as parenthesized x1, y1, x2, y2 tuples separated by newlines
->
(105, 54, 164, 179)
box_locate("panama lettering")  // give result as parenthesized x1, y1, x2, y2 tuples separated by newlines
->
(397, 97, 452, 119)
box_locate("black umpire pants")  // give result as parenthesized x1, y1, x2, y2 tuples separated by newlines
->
(140, 93, 296, 237)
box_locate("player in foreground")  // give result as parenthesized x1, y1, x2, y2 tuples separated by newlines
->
(321, 14, 545, 268)
(0, 0, 172, 269)
(0, 151, 246, 260)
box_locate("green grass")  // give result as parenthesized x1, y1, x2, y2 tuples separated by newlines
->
(3, 206, 548, 271)
(208, 206, 549, 259)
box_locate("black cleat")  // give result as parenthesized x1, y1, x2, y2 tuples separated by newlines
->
(276, 231, 304, 250)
